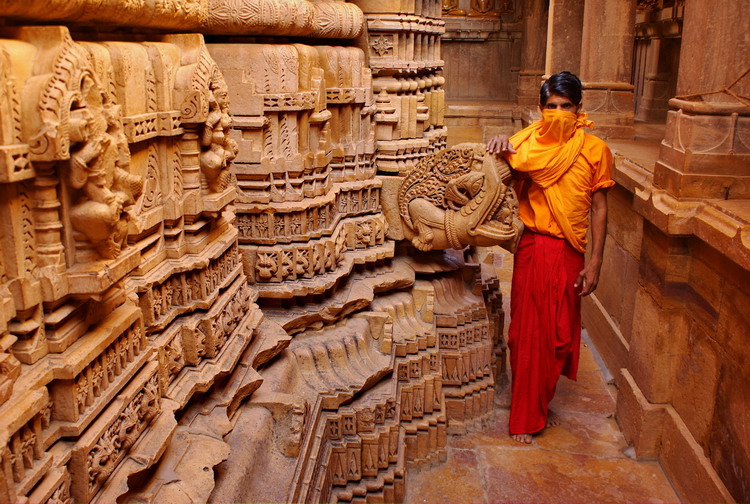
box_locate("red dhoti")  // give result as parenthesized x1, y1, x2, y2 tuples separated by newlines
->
(508, 230, 584, 435)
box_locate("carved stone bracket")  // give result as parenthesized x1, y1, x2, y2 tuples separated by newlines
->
(387, 143, 522, 253)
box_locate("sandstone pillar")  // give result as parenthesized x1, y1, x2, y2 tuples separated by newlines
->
(516, 0, 548, 105)
(544, 0, 584, 76)
(578, 0, 636, 139)
(634, 27, 680, 123)
(653, 0, 750, 200)
(624, 1, 750, 500)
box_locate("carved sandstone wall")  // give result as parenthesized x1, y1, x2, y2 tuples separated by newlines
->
(0, 1, 506, 503)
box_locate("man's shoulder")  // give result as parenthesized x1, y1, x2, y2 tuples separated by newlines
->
(583, 132, 610, 149)
(582, 133, 612, 158)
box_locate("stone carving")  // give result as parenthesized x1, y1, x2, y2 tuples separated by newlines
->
(397, 143, 522, 252)
(442, 0, 468, 16)
(0, 3, 510, 504)
(67, 105, 143, 260)
(204, 0, 365, 38)
(362, 3, 448, 175)
(199, 73, 237, 193)
(470, 0, 501, 17)
(0, 0, 208, 30)
(0, 25, 264, 504)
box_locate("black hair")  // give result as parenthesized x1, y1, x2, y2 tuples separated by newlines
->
(539, 71, 583, 106)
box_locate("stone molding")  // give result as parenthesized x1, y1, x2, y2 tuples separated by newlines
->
(0, 0, 365, 39)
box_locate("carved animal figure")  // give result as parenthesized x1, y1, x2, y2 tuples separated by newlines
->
(398, 143, 522, 252)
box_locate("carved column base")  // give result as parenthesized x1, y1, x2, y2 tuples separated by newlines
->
(654, 99, 750, 199)
(582, 82, 635, 140)
(516, 71, 544, 105)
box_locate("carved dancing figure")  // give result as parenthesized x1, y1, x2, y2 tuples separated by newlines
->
(200, 86, 238, 193)
(68, 98, 143, 260)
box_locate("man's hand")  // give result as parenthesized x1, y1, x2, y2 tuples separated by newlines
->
(576, 189, 608, 296)
(487, 134, 517, 155)
(574, 258, 602, 296)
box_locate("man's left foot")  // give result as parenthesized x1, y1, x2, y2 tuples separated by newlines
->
(546, 410, 561, 428)
(510, 433, 533, 444)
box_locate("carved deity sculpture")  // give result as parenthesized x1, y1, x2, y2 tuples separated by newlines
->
(442, 0, 467, 16)
(398, 143, 522, 252)
(67, 96, 143, 260)
(470, 0, 501, 17)
(199, 84, 237, 193)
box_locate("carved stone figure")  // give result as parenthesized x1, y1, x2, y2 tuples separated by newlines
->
(199, 85, 237, 193)
(470, 0, 501, 17)
(398, 143, 522, 252)
(442, 0, 467, 16)
(68, 102, 143, 260)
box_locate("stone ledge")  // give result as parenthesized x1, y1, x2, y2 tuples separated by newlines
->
(614, 368, 735, 504)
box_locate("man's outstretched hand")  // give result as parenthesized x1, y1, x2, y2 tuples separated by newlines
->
(487, 134, 517, 155)
(574, 258, 602, 296)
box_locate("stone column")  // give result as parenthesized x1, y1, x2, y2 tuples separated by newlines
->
(544, 0, 584, 76)
(516, 0, 548, 105)
(653, 0, 750, 200)
(634, 24, 680, 123)
(578, 0, 636, 139)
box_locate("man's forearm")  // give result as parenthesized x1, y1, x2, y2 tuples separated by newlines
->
(589, 190, 608, 264)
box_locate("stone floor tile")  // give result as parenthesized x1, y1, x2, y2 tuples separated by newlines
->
(405, 343, 679, 504)
(533, 410, 628, 458)
(553, 370, 616, 416)
(481, 447, 678, 504)
(405, 448, 487, 503)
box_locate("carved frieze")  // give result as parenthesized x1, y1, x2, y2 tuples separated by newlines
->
(237, 181, 381, 245)
(0, 23, 262, 504)
(247, 213, 387, 283)
(69, 362, 161, 503)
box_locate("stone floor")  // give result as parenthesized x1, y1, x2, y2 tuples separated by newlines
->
(404, 337, 681, 504)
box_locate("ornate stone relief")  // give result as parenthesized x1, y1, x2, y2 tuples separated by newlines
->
(0, 2, 510, 504)
(204, 0, 365, 38)
(393, 143, 522, 252)
(354, 0, 449, 175)
(0, 26, 262, 504)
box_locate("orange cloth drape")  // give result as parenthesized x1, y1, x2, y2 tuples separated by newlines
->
(506, 109, 614, 252)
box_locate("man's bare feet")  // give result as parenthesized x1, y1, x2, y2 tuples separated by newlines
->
(510, 433, 533, 444)
(546, 410, 561, 428)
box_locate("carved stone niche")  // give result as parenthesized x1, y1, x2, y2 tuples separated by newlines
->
(208, 43, 333, 205)
(16, 28, 143, 264)
(168, 34, 237, 216)
(384, 143, 523, 252)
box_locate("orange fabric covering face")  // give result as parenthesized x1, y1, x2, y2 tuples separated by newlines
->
(506, 108, 614, 252)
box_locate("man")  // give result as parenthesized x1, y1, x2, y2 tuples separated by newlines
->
(487, 71, 614, 444)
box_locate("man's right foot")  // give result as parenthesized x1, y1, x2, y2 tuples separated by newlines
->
(510, 433, 533, 444)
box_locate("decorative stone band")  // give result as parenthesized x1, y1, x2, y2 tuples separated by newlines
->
(0, 0, 364, 38)
(247, 213, 388, 284)
(237, 180, 382, 245)
(203, 0, 364, 38)
(0, 0, 207, 31)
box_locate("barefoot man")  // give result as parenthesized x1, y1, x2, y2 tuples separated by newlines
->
(487, 71, 614, 443)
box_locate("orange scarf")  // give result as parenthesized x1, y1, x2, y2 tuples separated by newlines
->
(508, 109, 594, 251)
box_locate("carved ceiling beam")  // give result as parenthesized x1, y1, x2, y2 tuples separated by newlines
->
(0, 0, 365, 39)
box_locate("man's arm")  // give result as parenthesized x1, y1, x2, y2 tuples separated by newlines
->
(575, 189, 608, 296)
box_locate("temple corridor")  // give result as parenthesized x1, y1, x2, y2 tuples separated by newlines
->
(405, 334, 680, 504)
